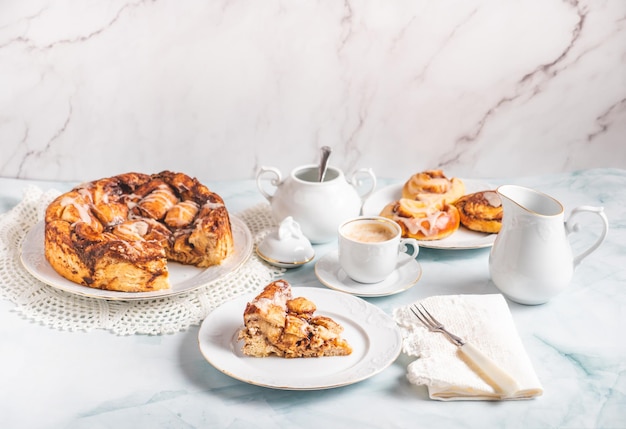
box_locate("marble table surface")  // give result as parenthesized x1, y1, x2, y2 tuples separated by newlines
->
(1, 168, 624, 429)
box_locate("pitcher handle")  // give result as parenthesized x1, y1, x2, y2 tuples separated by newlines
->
(256, 166, 282, 202)
(565, 205, 609, 266)
(349, 168, 377, 201)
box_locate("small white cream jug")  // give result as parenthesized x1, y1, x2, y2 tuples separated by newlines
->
(256, 164, 376, 243)
(489, 185, 608, 305)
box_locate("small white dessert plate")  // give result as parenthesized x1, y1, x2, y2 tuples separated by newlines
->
(314, 250, 422, 297)
(198, 287, 402, 390)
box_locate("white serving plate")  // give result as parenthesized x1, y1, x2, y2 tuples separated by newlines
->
(362, 180, 497, 249)
(20, 216, 252, 300)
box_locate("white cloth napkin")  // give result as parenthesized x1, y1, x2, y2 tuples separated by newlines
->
(393, 294, 543, 401)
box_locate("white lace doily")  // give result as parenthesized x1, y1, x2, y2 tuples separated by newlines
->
(0, 186, 284, 335)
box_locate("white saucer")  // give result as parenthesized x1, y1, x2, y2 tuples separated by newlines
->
(314, 250, 422, 297)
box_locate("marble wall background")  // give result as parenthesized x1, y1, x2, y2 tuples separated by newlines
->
(1, 0, 625, 183)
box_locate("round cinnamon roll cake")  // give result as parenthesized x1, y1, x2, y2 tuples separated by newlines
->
(44, 171, 234, 292)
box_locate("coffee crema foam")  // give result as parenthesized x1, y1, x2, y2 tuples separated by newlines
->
(343, 221, 396, 243)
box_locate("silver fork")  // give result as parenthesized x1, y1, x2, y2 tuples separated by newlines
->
(411, 304, 520, 397)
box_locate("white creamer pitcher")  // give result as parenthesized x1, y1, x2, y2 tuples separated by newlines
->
(256, 164, 376, 243)
(489, 185, 608, 305)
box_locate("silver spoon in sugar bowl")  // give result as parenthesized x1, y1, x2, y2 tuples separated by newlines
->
(318, 146, 332, 182)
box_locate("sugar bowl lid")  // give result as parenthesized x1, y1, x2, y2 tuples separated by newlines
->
(257, 217, 315, 268)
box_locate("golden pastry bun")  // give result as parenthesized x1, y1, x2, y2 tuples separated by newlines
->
(380, 198, 460, 241)
(44, 171, 234, 292)
(453, 190, 503, 233)
(402, 169, 465, 208)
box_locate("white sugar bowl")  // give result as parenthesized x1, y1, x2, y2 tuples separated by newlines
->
(257, 217, 315, 268)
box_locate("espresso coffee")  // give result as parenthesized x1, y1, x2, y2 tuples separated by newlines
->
(343, 221, 396, 243)
(338, 216, 419, 283)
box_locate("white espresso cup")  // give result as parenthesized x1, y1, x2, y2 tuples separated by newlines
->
(338, 216, 420, 283)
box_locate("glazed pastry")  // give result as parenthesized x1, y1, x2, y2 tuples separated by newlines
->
(380, 198, 460, 240)
(238, 280, 353, 358)
(402, 170, 465, 208)
(44, 171, 234, 292)
(454, 190, 503, 233)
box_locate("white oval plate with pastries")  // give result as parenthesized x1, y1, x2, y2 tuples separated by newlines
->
(362, 179, 497, 250)
(20, 215, 253, 301)
(198, 286, 403, 390)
